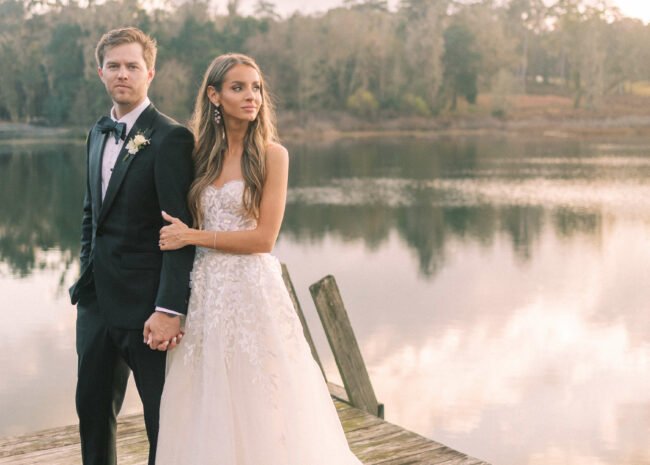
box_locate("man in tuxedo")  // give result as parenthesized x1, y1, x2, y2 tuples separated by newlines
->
(69, 27, 194, 465)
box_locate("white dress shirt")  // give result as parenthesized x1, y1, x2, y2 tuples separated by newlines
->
(101, 97, 151, 200)
(101, 97, 181, 317)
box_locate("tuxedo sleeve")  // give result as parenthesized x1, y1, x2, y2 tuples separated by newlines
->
(79, 129, 94, 271)
(153, 126, 195, 314)
(69, 129, 95, 305)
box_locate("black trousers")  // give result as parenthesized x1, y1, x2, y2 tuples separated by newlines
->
(75, 288, 166, 465)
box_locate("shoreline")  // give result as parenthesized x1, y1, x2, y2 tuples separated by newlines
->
(5, 113, 650, 143)
(276, 111, 650, 141)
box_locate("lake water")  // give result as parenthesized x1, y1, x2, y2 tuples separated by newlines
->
(1, 134, 649, 465)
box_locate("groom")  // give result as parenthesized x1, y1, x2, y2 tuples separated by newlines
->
(69, 27, 194, 465)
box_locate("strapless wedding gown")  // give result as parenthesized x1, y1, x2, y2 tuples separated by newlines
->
(156, 180, 362, 465)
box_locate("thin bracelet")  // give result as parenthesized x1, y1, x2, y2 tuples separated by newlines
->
(213, 231, 217, 250)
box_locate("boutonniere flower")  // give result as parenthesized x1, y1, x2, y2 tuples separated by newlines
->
(124, 131, 151, 161)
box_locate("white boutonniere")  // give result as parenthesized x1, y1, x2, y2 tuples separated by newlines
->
(124, 131, 151, 161)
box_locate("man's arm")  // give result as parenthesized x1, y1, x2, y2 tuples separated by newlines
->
(144, 125, 195, 350)
(79, 131, 94, 270)
(153, 125, 195, 312)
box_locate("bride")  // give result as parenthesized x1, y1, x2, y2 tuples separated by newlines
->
(155, 53, 362, 464)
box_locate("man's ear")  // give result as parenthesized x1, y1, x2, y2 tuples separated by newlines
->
(148, 67, 155, 83)
(97, 67, 103, 79)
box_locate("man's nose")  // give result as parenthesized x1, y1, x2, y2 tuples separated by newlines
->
(117, 66, 128, 79)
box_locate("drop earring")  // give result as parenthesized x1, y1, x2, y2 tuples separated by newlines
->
(214, 105, 222, 125)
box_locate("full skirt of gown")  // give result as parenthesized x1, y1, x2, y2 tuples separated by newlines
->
(156, 181, 362, 465)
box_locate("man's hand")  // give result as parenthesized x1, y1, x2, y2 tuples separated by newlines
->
(143, 311, 183, 351)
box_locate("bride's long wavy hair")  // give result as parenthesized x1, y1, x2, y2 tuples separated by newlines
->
(188, 53, 278, 228)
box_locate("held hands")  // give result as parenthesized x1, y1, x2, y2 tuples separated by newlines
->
(143, 311, 184, 351)
(152, 211, 188, 350)
(151, 211, 188, 350)
(159, 211, 189, 251)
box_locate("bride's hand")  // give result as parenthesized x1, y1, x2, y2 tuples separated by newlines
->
(160, 211, 190, 250)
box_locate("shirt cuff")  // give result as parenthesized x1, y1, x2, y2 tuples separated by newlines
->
(156, 306, 183, 316)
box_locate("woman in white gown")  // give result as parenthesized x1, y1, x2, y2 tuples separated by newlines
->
(155, 54, 362, 465)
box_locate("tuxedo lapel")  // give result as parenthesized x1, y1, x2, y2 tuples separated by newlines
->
(97, 104, 158, 227)
(89, 128, 108, 214)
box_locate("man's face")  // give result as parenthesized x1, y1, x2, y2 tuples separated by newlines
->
(98, 42, 154, 116)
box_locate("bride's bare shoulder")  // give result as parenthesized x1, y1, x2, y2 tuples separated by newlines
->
(265, 141, 289, 159)
(265, 142, 289, 173)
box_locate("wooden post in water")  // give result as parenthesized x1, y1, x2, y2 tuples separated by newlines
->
(281, 263, 326, 380)
(309, 275, 383, 418)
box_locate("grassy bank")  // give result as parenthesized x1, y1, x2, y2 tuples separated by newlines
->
(0, 123, 86, 142)
(278, 93, 650, 140)
(6, 94, 650, 143)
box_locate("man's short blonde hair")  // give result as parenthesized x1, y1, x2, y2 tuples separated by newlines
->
(95, 27, 157, 70)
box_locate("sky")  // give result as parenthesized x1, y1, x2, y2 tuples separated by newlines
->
(236, 0, 650, 23)
(614, 0, 650, 22)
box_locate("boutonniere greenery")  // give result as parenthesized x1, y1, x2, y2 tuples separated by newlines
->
(124, 130, 152, 161)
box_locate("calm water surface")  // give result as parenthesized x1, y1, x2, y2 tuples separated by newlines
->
(1, 135, 649, 465)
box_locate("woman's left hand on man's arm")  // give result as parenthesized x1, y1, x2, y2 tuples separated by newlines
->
(159, 143, 289, 253)
(159, 211, 190, 251)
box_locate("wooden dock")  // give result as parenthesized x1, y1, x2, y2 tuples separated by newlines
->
(0, 270, 490, 465)
(0, 387, 488, 464)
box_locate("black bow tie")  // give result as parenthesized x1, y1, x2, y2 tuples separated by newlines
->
(97, 116, 127, 144)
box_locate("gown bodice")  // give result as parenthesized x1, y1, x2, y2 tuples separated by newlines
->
(202, 180, 257, 232)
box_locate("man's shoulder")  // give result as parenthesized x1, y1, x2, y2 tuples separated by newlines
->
(151, 108, 191, 136)
(148, 108, 194, 158)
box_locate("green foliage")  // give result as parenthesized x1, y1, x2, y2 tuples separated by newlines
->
(153, 4, 226, 119)
(254, 0, 280, 20)
(346, 88, 379, 118)
(442, 22, 481, 110)
(400, 94, 431, 117)
(44, 23, 86, 124)
(0, 0, 649, 124)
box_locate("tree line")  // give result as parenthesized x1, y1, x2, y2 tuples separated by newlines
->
(1, 0, 650, 125)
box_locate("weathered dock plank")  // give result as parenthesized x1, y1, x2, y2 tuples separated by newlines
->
(0, 393, 489, 465)
(310, 275, 382, 418)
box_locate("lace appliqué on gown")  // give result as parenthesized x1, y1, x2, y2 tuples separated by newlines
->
(156, 180, 362, 465)
(182, 181, 302, 389)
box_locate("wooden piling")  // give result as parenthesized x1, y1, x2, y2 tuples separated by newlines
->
(310, 275, 383, 418)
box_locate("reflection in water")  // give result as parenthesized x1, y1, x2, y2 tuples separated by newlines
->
(2, 135, 650, 465)
(0, 252, 143, 436)
(0, 136, 638, 278)
(275, 222, 650, 465)
(0, 142, 85, 278)
(284, 201, 602, 275)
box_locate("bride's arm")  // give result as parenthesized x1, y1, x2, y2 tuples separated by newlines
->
(160, 143, 289, 254)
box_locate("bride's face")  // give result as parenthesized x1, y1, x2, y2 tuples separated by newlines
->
(210, 64, 262, 123)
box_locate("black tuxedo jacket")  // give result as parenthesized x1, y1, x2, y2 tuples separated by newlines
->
(69, 104, 195, 329)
